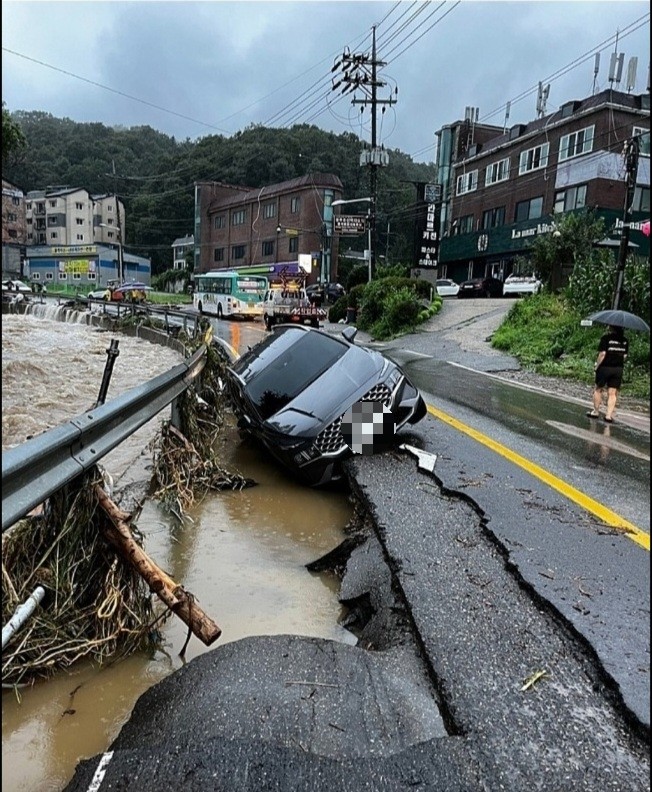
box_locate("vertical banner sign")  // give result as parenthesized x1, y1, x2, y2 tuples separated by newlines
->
(413, 183, 441, 269)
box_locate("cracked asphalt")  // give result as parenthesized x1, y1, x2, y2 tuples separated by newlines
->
(64, 299, 650, 792)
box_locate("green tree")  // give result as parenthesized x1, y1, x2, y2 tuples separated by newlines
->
(2, 102, 27, 163)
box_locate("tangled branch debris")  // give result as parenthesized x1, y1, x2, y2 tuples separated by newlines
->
(152, 334, 256, 516)
(2, 471, 157, 688)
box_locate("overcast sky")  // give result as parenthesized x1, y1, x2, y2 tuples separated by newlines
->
(2, 1, 649, 163)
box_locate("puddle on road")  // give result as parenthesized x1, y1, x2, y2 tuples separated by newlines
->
(2, 426, 355, 792)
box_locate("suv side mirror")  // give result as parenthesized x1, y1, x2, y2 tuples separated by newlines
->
(342, 326, 357, 343)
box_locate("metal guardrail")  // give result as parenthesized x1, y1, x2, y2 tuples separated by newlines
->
(1, 345, 207, 533)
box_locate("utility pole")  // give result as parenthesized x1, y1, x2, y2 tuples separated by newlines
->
(331, 26, 396, 279)
(612, 136, 639, 310)
(112, 160, 125, 283)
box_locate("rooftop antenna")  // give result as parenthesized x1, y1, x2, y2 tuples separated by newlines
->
(608, 52, 624, 86)
(536, 82, 550, 118)
(592, 53, 600, 95)
(625, 57, 638, 93)
(503, 100, 511, 133)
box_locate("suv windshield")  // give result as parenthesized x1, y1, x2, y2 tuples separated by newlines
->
(234, 328, 348, 420)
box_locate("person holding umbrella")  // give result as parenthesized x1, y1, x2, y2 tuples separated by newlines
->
(587, 324, 629, 423)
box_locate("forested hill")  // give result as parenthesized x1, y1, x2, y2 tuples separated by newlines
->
(4, 111, 438, 273)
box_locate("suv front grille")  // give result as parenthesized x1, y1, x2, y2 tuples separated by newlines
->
(314, 383, 393, 454)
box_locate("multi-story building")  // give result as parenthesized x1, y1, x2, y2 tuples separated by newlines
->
(172, 234, 194, 270)
(25, 188, 125, 248)
(194, 173, 343, 283)
(436, 89, 650, 283)
(2, 179, 27, 278)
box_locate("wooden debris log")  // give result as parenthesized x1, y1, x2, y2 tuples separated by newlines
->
(94, 485, 221, 646)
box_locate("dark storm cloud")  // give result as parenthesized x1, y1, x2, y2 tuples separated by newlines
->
(2, 1, 649, 161)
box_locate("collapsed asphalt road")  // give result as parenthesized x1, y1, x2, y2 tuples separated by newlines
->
(63, 446, 650, 791)
(64, 307, 649, 791)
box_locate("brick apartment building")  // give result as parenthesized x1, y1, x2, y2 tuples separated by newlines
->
(194, 173, 343, 283)
(436, 88, 650, 283)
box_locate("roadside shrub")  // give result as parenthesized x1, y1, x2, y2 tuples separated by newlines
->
(346, 265, 369, 291)
(367, 286, 421, 340)
(328, 283, 366, 322)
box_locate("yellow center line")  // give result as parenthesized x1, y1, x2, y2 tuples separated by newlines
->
(426, 404, 650, 551)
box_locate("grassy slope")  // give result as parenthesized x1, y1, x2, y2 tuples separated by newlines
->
(491, 294, 650, 400)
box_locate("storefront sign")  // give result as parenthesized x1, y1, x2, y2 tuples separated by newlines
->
(58, 259, 96, 274)
(51, 245, 97, 255)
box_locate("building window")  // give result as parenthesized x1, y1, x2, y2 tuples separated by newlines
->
(289, 237, 299, 253)
(49, 200, 57, 208)
(7, 212, 17, 221)
(50, 232, 58, 239)
(27, 202, 32, 210)
(485, 158, 510, 186)
(456, 170, 478, 195)
(214, 248, 225, 262)
(454, 215, 474, 234)
(290, 197, 300, 213)
(633, 127, 650, 157)
(232, 209, 246, 226)
(31, 273, 40, 280)
(262, 240, 274, 256)
(46, 273, 54, 280)
(558, 125, 594, 161)
(76, 218, 84, 225)
(8, 229, 17, 238)
(12, 197, 20, 205)
(632, 186, 650, 213)
(72, 272, 82, 281)
(75, 202, 83, 210)
(76, 234, 84, 241)
(88, 272, 97, 281)
(58, 272, 67, 280)
(263, 202, 276, 219)
(515, 196, 544, 222)
(214, 215, 225, 229)
(482, 206, 505, 229)
(553, 184, 587, 213)
(48, 216, 57, 225)
(518, 143, 549, 175)
(231, 244, 245, 260)
(107, 231, 114, 240)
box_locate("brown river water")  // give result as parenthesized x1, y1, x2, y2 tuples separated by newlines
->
(1, 306, 354, 792)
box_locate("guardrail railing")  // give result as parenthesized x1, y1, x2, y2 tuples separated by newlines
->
(1, 345, 207, 533)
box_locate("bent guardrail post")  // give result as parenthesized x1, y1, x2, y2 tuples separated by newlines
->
(1, 345, 207, 533)
(95, 339, 121, 408)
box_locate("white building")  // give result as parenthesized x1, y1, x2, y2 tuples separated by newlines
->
(25, 188, 125, 248)
(171, 234, 194, 270)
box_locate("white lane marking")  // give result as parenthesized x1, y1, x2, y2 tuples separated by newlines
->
(86, 751, 114, 792)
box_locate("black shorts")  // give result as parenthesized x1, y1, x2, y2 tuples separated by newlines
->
(596, 366, 623, 389)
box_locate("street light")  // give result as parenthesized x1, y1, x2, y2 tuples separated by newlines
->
(332, 197, 374, 282)
(99, 223, 124, 283)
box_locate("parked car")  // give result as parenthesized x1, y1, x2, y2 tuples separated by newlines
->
(435, 278, 460, 297)
(305, 282, 346, 305)
(457, 277, 504, 298)
(87, 288, 111, 300)
(226, 325, 427, 487)
(502, 274, 543, 296)
(2, 279, 32, 295)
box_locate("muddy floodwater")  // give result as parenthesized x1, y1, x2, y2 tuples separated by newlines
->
(2, 309, 354, 792)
